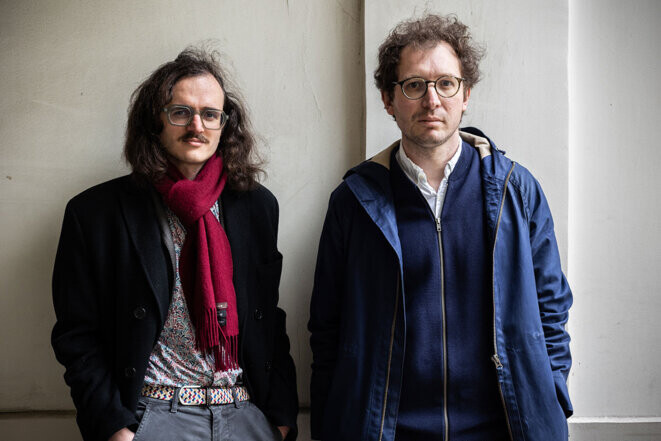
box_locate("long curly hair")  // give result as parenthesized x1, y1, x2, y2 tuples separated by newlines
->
(124, 47, 263, 190)
(374, 14, 485, 100)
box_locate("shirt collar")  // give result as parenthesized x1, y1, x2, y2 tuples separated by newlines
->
(396, 138, 463, 189)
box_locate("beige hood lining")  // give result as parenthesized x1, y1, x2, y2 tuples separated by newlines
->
(368, 131, 492, 170)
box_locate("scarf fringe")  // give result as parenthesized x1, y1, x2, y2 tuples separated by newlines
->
(200, 307, 239, 371)
(213, 334, 239, 372)
(200, 307, 220, 348)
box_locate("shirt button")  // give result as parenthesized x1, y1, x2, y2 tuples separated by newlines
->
(265, 361, 272, 372)
(133, 307, 146, 320)
(124, 367, 136, 378)
(253, 309, 263, 320)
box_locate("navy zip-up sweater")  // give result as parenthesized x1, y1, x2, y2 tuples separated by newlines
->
(391, 144, 508, 440)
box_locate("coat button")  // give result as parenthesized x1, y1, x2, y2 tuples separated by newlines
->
(124, 367, 136, 378)
(265, 361, 272, 372)
(253, 309, 263, 320)
(133, 307, 146, 320)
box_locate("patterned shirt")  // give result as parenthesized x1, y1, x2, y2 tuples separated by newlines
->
(143, 201, 242, 387)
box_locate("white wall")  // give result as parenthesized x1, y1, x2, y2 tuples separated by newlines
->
(568, 0, 661, 432)
(2, 0, 661, 440)
(0, 0, 363, 415)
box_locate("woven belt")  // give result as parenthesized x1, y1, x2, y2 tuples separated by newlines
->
(141, 384, 250, 406)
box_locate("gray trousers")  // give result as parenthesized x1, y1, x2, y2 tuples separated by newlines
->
(133, 396, 283, 441)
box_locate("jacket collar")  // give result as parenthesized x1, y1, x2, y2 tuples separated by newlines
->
(343, 128, 514, 259)
(366, 129, 495, 170)
(343, 140, 402, 261)
(459, 127, 513, 182)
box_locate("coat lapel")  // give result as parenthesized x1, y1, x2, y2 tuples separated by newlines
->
(221, 189, 251, 329)
(345, 164, 403, 264)
(118, 178, 171, 325)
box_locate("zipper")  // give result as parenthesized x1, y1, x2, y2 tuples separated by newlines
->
(378, 272, 401, 441)
(491, 162, 516, 441)
(435, 216, 450, 441)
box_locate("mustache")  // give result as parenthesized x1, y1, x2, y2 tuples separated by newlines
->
(180, 133, 209, 143)
(414, 112, 442, 121)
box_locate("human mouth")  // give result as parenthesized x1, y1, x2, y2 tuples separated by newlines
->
(181, 134, 208, 145)
(418, 119, 443, 128)
(417, 115, 443, 124)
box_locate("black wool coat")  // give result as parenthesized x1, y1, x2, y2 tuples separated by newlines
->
(52, 175, 298, 441)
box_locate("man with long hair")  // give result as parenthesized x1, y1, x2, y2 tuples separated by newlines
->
(309, 14, 572, 441)
(52, 48, 298, 441)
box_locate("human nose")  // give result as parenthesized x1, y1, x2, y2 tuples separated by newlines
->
(421, 81, 441, 108)
(188, 113, 205, 133)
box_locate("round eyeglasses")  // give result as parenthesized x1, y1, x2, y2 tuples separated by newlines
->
(393, 75, 465, 100)
(162, 105, 228, 130)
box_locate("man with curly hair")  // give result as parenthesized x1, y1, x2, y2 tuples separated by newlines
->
(52, 48, 298, 441)
(310, 14, 572, 441)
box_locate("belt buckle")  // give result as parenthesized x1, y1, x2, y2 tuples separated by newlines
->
(178, 385, 202, 405)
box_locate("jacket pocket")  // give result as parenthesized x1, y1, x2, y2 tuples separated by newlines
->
(553, 370, 573, 418)
(505, 346, 568, 439)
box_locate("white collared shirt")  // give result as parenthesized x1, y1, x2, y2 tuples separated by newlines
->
(395, 140, 462, 219)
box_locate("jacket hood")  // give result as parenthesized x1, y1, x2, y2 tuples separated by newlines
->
(344, 127, 513, 185)
(339, 126, 515, 278)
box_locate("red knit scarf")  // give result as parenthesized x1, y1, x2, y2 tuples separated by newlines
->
(155, 154, 238, 371)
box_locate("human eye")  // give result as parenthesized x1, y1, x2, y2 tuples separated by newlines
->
(437, 76, 457, 90)
(171, 107, 190, 118)
(202, 109, 221, 121)
(404, 78, 424, 90)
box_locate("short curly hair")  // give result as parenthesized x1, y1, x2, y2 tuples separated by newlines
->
(374, 14, 485, 99)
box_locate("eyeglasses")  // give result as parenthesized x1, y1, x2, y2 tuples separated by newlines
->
(393, 75, 465, 100)
(162, 105, 228, 130)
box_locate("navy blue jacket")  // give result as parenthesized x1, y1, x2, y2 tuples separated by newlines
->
(309, 128, 573, 441)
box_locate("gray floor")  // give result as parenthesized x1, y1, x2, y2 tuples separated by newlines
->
(1, 410, 660, 441)
(0, 412, 81, 441)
